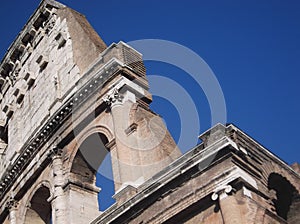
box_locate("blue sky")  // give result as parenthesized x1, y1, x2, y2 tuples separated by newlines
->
(1, 0, 300, 210)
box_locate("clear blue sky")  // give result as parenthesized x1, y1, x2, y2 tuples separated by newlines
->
(1, 0, 300, 210)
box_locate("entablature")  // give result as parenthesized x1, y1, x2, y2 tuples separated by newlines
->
(0, 54, 150, 209)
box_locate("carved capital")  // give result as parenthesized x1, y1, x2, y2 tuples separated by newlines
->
(211, 184, 233, 201)
(48, 145, 63, 159)
(103, 88, 123, 107)
(6, 197, 18, 210)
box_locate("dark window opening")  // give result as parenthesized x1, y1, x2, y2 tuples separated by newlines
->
(24, 186, 52, 224)
(268, 173, 300, 222)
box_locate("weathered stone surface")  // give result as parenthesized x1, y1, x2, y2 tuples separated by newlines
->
(92, 124, 300, 224)
(0, 1, 299, 224)
(0, 1, 181, 223)
(291, 162, 300, 174)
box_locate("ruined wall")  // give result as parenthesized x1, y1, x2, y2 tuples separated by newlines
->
(92, 124, 300, 224)
(0, 3, 183, 223)
(0, 2, 106, 178)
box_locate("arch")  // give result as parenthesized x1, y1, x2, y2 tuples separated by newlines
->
(25, 181, 53, 204)
(261, 161, 300, 194)
(67, 125, 114, 173)
(70, 132, 110, 177)
(70, 131, 116, 211)
(24, 185, 52, 224)
(268, 173, 300, 223)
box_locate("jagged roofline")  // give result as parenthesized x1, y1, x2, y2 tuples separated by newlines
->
(198, 123, 300, 178)
(0, 0, 65, 76)
(226, 123, 300, 177)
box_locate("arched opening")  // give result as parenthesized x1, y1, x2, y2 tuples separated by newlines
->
(268, 173, 300, 223)
(24, 186, 52, 224)
(71, 132, 115, 211)
(96, 154, 115, 211)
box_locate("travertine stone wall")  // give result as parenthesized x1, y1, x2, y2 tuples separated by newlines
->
(0, 4, 106, 178)
(0, 2, 182, 223)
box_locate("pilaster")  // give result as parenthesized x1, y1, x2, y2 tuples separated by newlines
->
(212, 184, 245, 224)
(6, 198, 18, 224)
(48, 146, 67, 224)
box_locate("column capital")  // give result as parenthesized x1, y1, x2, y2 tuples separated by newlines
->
(211, 184, 233, 201)
(6, 197, 18, 210)
(47, 145, 63, 159)
(103, 88, 123, 108)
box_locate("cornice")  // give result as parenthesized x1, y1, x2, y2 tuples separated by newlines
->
(0, 58, 121, 201)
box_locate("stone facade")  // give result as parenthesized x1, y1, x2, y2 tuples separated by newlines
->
(92, 124, 300, 224)
(0, 1, 299, 224)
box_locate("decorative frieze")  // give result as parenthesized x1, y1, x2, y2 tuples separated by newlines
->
(0, 59, 120, 200)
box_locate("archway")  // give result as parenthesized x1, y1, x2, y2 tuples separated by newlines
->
(24, 186, 52, 224)
(71, 132, 115, 211)
(268, 173, 300, 223)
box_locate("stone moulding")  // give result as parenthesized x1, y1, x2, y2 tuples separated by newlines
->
(0, 58, 122, 202)
(89, 135, 252, 224)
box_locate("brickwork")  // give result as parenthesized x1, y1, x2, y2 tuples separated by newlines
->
(291, 162, 300, 174)
(92, 124, 300, 224)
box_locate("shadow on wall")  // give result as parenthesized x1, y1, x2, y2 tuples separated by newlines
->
(73, 132, 116, 211)
(268, 173, 300, 223)
(24, 186, 52, 224)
